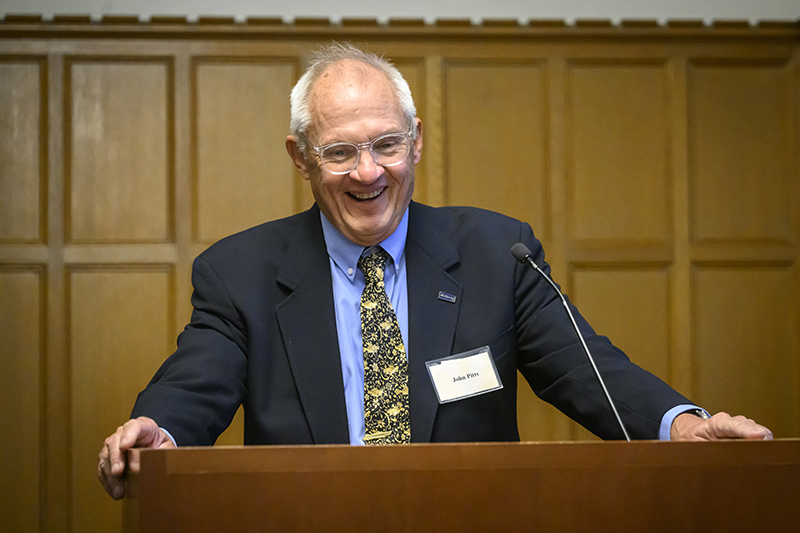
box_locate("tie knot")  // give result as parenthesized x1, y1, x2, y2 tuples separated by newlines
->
(358, 248, 389, 284)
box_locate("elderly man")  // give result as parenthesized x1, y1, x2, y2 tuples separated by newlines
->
(98, 42, 771, 500)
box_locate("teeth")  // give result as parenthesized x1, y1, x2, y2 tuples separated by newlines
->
(352, 189, 383, 200)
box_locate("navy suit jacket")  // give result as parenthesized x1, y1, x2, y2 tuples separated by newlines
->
(132, 202, 690, 445)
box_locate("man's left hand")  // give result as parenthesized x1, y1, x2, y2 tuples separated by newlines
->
(671, 411, 773, 441)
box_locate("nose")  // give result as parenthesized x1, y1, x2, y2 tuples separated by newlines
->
(350, 147, 385, 182)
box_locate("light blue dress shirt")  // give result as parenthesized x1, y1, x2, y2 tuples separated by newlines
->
(320, 209, 409, 445)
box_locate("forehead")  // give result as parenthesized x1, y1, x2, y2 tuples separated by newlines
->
(307, 60, 404, 142)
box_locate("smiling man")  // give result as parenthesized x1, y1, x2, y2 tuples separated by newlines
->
(98, 42, 771, 500)
(286, 55, 421, 247)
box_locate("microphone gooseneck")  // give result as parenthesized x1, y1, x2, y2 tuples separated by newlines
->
(511, 242, 631, 442)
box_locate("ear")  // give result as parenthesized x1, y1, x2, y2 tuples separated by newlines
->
(411, 118, 423, 165)
(286, 135, 313, 180)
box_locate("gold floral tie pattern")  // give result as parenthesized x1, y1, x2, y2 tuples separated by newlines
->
(358, 249, 411, 445)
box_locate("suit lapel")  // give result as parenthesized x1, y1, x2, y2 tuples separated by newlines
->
(405, 203, 462, 442)
(275, 207, 350, 444)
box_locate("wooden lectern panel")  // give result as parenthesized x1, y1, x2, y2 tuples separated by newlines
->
(124, 440, 800, 532)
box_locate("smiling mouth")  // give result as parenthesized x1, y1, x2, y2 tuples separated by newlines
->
(348, 188, 384, 202)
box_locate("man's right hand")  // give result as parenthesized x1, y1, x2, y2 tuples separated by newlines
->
(97, 416, 176, 500)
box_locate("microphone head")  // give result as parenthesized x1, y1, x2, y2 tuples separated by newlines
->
(510, 242, 533, 263)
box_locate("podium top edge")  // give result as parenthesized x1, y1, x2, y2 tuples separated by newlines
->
(138, 439, 800, 476)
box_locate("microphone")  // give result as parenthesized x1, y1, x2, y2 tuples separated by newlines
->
(511, 242, 631, 441)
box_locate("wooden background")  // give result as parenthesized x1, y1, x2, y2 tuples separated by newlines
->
(1, 16, 798, 532)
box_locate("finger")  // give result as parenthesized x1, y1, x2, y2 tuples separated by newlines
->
(98, 440, 110, 475)
(99, 444, 116, 479)
(118, 418, 146, 450)
(98, 462, 125, 500)
(127, 447, 142, 474)
(98, 452, 110, 489)
(105, 428, 127, 476)
(732, 418, 773, 440)
(98, 453, 126, 500)
(98, 465, 111, 495)
(107, 475, 125, 500)
(99, 433, 125, 498)
(120, 417, 162, 449)
(710, 413, 772, 440)
(725, 415, 762, 437)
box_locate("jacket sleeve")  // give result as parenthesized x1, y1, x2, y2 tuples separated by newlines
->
(513, 222, 691, 440)
(130, 255, 247, 446)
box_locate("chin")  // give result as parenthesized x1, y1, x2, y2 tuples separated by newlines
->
(348, 225, 390, 246)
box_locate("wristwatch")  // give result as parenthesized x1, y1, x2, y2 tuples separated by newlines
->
(684, 408, 711, 420)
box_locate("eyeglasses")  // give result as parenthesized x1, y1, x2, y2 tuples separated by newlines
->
(307, 130, 414, 175)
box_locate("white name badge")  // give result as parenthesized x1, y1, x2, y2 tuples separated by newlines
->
(426, 346, 503, 404)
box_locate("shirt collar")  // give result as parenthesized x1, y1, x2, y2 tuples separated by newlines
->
(320, 208, 409, 282)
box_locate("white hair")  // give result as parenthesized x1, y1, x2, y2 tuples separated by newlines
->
(289, 42, 417, 153)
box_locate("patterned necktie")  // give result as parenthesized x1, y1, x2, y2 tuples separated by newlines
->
(358, 248, 411, 445)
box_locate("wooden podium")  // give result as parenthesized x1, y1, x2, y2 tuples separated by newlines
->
(123, 440, 800, 532)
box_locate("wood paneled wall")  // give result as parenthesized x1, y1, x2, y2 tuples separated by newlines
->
(1, 18, 798, 533)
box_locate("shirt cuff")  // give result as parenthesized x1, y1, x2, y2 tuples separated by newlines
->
(659, 405, 711, 441)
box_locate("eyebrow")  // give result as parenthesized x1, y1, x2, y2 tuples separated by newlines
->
(318, 128, 406, 147)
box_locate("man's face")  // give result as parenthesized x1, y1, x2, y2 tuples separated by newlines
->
(286, 61, 423, 247)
